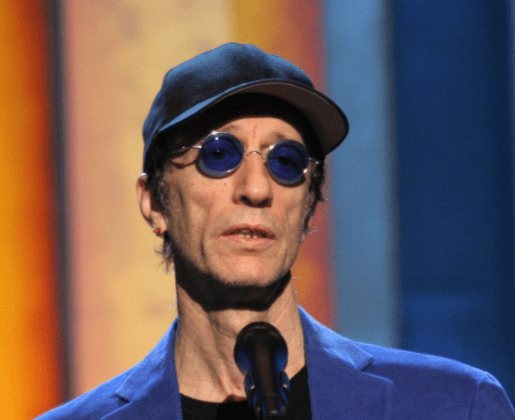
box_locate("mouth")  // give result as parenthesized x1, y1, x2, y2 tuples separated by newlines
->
(222, 225, 276, 240)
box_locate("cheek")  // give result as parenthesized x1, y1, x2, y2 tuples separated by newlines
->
(301, 193, 314, 224)
(167, 178, 223, 247)
(167, 180, 203, 241)
(283, 190, 312, 237)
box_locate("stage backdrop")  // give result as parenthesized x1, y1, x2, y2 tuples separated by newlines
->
(7, 0, 514, 416)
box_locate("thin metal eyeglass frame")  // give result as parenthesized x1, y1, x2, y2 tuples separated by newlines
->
(168, 131, 321, 185)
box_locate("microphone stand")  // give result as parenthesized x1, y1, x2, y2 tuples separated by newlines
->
(234, 322, 290, 420)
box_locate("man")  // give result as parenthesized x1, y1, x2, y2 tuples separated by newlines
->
(37, 43, 515, 419)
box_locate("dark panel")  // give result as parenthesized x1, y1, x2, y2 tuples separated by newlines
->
(52, 0, 72, 401)
(393, 0, 515, 400)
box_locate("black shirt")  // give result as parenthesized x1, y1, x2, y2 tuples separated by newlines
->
(181, 366, 312, 420)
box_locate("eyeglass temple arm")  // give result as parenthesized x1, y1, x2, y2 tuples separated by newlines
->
(169, 144, 202, 156)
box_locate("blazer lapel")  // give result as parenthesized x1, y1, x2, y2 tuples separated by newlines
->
(102, 320, 183, 420)
(300, 307, 393, 420)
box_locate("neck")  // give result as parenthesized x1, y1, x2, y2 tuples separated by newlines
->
(174, 281, 305, 402)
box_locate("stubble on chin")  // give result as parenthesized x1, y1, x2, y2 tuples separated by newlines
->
(175, 256, 292, 312)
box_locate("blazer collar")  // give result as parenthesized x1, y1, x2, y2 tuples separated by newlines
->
(299, 307, 393, 419)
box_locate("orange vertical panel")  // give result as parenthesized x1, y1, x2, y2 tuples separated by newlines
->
(0, 1, 63, 419)
(232, 0, 334, 327)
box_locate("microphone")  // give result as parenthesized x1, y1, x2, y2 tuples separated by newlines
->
(234, 322, 290, 420)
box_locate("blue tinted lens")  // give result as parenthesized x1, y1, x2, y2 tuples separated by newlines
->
(197, 134, 310, 185)
(198, 134, 244, 177)
(267, 141, 309, 185)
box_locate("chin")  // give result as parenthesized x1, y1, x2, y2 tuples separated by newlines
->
(174, 251, 292, 311)
(214, 257, 286, 284)
(211, 272, 292, 311)
(218, 272, 278, 288)
(180, 266, 292, 312)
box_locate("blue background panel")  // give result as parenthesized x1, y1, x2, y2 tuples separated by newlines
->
(393, 0, 515, 400)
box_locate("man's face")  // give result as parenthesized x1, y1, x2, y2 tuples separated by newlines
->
(162, 116, 314, 288)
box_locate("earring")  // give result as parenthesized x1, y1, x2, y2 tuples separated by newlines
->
(153, 227, 161, 235)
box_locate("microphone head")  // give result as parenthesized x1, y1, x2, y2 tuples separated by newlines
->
(234, 322, 290, 419)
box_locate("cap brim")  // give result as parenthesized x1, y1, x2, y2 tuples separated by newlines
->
(156, 79, 348, 156)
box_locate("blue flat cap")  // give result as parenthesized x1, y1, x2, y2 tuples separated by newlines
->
(143, 43, 348, 170)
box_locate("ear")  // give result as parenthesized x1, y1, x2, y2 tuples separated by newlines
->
(136, 173, 168, 234)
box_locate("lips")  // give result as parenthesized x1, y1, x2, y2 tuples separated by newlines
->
(222, 225, 276, 240)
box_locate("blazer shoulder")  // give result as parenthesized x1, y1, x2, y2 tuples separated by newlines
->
(357, 341, 488, 381)
(355, 341, 515, 418)
(34, 367, 134, 420)
(34, 322, 179, 420)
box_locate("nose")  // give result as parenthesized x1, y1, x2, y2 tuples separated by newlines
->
(233, 151, 273, 207)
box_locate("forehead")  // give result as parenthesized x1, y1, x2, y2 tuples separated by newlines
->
(216, 116, 305, 145)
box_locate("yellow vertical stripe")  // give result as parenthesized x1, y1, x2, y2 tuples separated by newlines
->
(0, 1, 62, 418)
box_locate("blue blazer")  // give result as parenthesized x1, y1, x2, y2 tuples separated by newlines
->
(36, 307, 515, 419)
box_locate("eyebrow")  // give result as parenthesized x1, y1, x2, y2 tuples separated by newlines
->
(216, 124, 303, 149)
(219, 122, 239, 132)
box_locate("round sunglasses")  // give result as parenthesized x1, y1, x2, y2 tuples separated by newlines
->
(170, 131, 320, 185)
